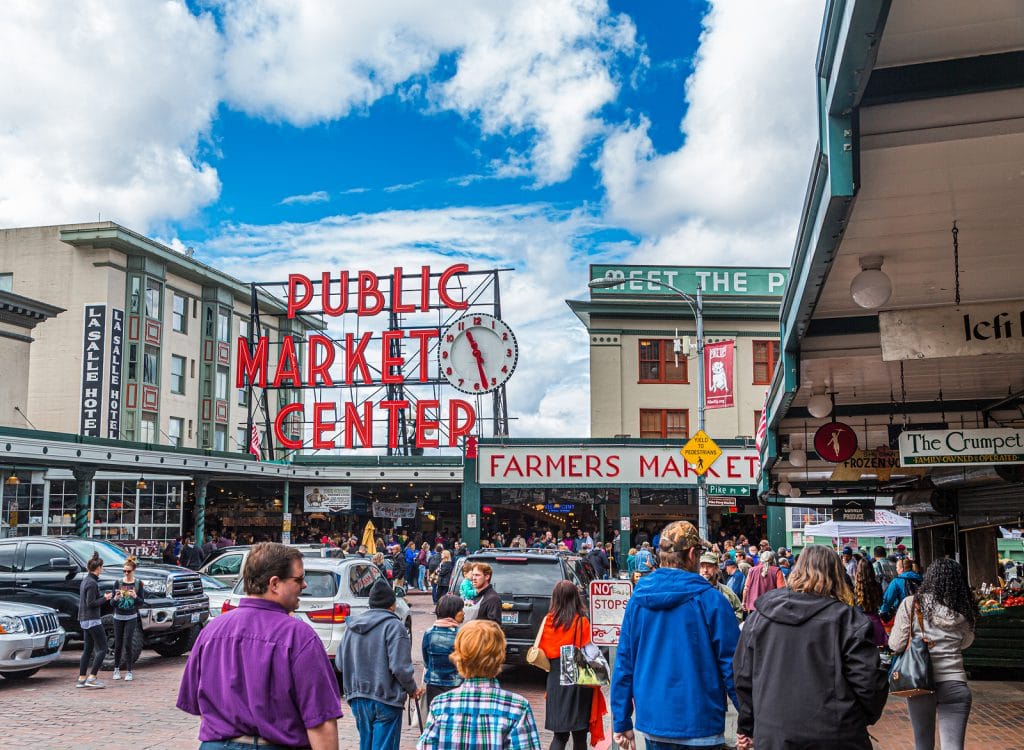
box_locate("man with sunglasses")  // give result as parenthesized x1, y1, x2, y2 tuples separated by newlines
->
(178, 542, 342, 750)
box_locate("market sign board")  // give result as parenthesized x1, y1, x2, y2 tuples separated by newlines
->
(304, 486, 352, 512)
(478, 444, 759, 486)
(899, 428, 1024, 467)
(880, 300, 1024, 362)
(589, 265, 788, 297)
(833, 499, 876, 522)
(589, 580, 632, 646)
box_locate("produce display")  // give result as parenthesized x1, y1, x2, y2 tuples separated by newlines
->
(976, 586, 1024, 616)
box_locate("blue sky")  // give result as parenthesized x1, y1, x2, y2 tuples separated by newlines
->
(1, 0, 824, 442)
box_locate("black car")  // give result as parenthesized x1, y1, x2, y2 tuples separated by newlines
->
(449, 549, 596, 664)
(0, 536, 209, 667)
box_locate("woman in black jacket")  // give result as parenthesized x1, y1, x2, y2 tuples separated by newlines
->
(434, 550, 454, 603)
(76, 552, 112, 688)
(733, 545, 888, 750)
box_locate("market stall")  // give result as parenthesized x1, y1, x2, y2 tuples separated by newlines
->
(966, 585, 1024, 671)
(803, 509, 912, 547)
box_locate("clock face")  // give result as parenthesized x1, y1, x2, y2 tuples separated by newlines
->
(440, 313, 518, 394)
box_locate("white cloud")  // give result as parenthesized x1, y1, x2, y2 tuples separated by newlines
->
(197, 203, 601, 443)
(0, 1, 222, 230)
(280, 190, 331, 205)
(216, 0, 636, 186)
(597, 0, 822, 264)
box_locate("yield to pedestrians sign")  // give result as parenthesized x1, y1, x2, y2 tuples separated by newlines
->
(589, 580, 632, 646)
(681, 430, 722, 475)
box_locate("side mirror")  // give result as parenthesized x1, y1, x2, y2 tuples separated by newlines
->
(49, 556, 72, 570)
(393, 585, 407, 598)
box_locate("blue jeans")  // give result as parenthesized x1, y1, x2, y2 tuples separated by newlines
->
(645, 741, 725, 750)
(350, 698, 403, 750)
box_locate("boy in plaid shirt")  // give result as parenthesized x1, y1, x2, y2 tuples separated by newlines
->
(418, 620, 540, 750)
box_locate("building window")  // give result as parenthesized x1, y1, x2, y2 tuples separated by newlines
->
(205, 306, 214, 338)
(753, 340, 779, 385)
(140, 413, 157, 444)
(217, 310, 230, 342)
(0, 273, 12, 292)
(240, 319, 250, 342)
(127, 344, 138, 380)
(143, 346, 159, 385)
(170, 355, 186, 394)
(172, 294, 187, 333)
(129, 276, 142, 313)
(639, 409, 688, 439)
(214, 425, 227, 451)
(145, 279, 162, 320)
(238, 374, 248, 406)
(237, 427, 246, 452)
(216, 367, 228, 400)
(754, 410, 763, 436)
(638, 340, 687, 383)
(168, 417, 183, 447)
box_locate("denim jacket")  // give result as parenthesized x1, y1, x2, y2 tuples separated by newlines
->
(422, 624, 462, 687)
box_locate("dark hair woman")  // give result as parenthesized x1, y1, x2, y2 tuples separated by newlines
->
(888, 558, 978, 750)
(733, 545, 887, 750)
(535, 580, 607, 750)
(422, 594, 465, 708)
(76, 552, 113, 688)
(854, 558, 887, 647)
(112, 555, 145, 682)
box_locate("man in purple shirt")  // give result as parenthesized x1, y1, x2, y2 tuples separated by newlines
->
(177, 543, 342, 750)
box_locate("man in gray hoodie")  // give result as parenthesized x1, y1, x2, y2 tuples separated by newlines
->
(338, 578, 425, 750)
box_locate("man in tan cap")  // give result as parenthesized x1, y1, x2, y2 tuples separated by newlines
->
(700, 551, 743, 622)
(611, 521, 740, 750)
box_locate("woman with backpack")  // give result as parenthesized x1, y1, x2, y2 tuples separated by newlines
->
(888, 558, 978, 750)
(741, 550, 786, 613)
(536, 580, 607, 750)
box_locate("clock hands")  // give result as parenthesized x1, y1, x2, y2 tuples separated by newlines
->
(465, 330, 488, 388)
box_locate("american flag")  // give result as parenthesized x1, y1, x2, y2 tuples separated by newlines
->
(755, 390, 769, 456)
(249, 422, 261, 461)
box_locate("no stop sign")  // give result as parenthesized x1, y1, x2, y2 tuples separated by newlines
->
(589, 580, 633, 646)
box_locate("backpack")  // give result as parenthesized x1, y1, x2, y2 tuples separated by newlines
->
(427, 552, 441, 572)
(636, 549, 655, 573)
(383, 559, 394, 580)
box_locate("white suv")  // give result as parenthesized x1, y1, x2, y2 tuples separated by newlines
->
(219, 557, 411, 663)
(0, 601, 66, 680)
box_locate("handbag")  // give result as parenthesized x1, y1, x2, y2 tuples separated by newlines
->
(558, 617, 610, 687)
(888, 597, 935, 698)
(526, 616, 551, 672)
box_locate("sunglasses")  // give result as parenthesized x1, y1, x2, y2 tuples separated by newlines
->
(280, 575, 306, 585)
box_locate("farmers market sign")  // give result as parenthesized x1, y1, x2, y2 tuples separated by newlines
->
(899, 428, 1024, 467)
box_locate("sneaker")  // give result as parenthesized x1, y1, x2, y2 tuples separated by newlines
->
(75, 678, 87, 688)
(84, 677, 105, 689)
(125, 672, 133, 682)
(112, 668, 121, 680)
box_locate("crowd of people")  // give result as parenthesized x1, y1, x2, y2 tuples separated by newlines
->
(173, 521, 982, 750)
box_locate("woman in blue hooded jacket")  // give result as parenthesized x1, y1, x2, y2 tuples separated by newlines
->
(880, 557, 923, 619)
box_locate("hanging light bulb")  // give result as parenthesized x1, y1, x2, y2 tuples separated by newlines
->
(788, 448, 807, 468)
(4, 471, 19, 486)
(777, 481, 793, 496)
(807, 385, 833, 419)
(136, 476, 147, 490)
(850, 255, 892, 309)
(789, 486, 802, 499)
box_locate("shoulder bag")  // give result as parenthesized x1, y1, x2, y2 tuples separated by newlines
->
(559, 616, 610, 687)
(888, 597, 935, 697)
(526, 615, 551, 672)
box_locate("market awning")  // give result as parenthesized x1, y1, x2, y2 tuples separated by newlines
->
(804, 509, 912, 540)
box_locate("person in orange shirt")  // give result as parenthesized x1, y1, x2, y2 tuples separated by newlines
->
(537, 581, 607, 749)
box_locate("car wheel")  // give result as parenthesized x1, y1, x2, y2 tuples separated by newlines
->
(0, 668, 41, 680)
(152, 623, 201, 657)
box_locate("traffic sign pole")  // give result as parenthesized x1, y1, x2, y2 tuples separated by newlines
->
(695, 283, 706, 542)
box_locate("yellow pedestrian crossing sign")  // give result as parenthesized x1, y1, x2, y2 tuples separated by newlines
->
(680, 430, 722, 475)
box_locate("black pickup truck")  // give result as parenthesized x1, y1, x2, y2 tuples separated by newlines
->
(0, 536, 209, 666)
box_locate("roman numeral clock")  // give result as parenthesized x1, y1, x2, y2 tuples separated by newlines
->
(440, 313, 519, 394)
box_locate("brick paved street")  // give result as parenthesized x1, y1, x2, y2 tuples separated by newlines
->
(2, 590, 1021, 750)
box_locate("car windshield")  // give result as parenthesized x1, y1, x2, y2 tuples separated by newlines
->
(481, 559, 562, 597)
(64, 539, 129, 567)
(199, 573, 230, 591)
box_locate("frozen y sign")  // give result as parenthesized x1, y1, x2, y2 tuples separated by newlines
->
(704, 340, 734, 409)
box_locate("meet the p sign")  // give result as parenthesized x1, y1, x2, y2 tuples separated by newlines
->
(589, 580, 633, 647)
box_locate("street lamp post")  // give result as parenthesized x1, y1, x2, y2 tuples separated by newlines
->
(588, 275, 709, 542)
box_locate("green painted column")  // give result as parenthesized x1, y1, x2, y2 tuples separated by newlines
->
(72, 467, 95, 538)
(462, 456, 480, 551)
(767, 503, 787, 550)
(619, 486, 631, 572)
(193, 477, 209, 546)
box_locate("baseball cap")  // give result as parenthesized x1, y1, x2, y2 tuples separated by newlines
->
(658, 521, 711, 554)
(699, 552, 719, 566)
(842, 546, 853, 555)
(896, 544, 907, 552)
(723, 558, 738, 568)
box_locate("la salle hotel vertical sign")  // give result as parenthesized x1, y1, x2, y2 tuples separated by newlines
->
(80, 304, 106, 437)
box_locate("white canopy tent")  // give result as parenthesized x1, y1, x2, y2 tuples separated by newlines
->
(803, 509, 912, 541)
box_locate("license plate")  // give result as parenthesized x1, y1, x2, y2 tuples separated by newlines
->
(47, 636, 60, 650)
(501, 612, 519, 624)
(190, 612, 200, 624)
